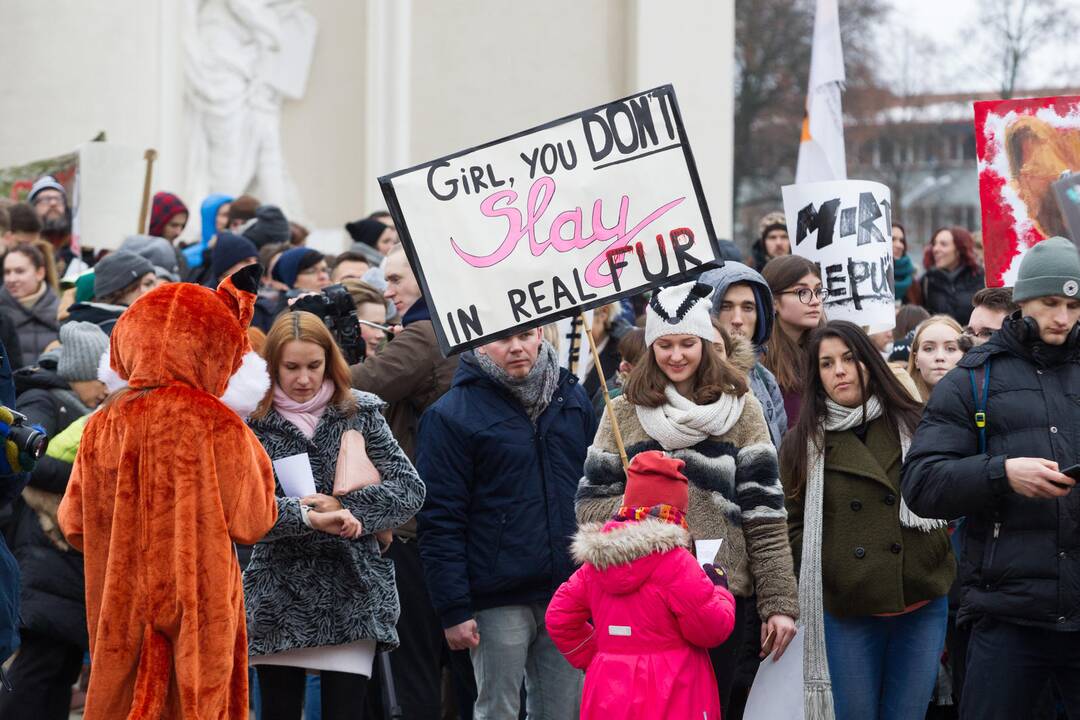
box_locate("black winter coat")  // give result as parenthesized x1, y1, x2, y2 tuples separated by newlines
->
(919, 265, 985, 325)
(902, 318, 1080, 630)
(8, 365, 89, 646)
(416, 359, 596, 629)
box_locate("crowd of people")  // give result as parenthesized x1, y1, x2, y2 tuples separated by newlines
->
(0, 182, 1076, 720)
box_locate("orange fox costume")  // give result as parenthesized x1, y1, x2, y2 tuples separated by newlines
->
(58, 265, 278, 719)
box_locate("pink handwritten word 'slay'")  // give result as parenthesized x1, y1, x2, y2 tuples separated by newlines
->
(450, 175, 685, 288)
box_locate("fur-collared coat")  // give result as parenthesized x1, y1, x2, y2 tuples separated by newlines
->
(245, 391, 425, 656)
(575, 338, 799, 621)
(546, 517, 735, 719)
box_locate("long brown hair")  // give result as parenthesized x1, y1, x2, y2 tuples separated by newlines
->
(779, 321, 923, 500)
(251, 311, 356, 419)
(623, 334, 748, 408)
(761, 255, 823, 393)
(923, 226, 980, 273)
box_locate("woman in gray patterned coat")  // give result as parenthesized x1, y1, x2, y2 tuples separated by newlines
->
(245, 311, 425, 720)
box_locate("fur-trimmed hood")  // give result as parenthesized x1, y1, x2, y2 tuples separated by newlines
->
(572, 518, 691, 594)
(726, 334, 757, 377)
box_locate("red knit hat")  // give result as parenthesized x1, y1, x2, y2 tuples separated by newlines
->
(623, 450, 689, 514)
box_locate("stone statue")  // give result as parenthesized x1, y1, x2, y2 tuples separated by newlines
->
(184, 0, 316, 216)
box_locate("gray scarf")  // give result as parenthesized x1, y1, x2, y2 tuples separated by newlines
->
(472, 341, 560, 425)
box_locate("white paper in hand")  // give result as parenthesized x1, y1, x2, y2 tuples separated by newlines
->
(273, 454, 318, 498)
(743, 629, 804, 720)
(695, 538, 723, 567)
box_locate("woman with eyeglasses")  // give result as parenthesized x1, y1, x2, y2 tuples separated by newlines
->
(761, 255, 827, 429)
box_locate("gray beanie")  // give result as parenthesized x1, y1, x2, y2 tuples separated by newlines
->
(57, 321, 110, 382)
(120, 234, 181, 282)
(1013, 236, 1080, 302)
(94, 251, 154, 300)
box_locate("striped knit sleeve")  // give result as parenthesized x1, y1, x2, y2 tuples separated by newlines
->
(734, 399, 800, 620)
(575, 404, 626, 526)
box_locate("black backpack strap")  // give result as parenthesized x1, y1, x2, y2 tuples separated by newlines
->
(968, 358, 991, 454)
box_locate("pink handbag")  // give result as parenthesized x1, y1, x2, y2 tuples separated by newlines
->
(333, 430, 393, 552)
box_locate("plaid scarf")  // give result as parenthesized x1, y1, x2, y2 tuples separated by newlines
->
(612, 503, 688, 530)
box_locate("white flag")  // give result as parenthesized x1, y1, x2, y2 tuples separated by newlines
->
(795, 0, 847, 183)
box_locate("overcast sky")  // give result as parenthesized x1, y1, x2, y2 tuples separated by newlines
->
(874, 0, 1074, 95)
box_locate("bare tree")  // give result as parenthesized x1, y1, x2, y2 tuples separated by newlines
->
(978, 0, 1078, 98)
(733, 0, 888, 245)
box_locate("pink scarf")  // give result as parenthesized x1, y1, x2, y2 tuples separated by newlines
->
(272, 381, 336, 439)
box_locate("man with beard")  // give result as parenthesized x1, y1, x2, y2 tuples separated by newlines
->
(27, 176, 88, 279)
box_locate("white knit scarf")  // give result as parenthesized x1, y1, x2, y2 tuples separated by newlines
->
(635, 384, 746, 450)
(799, 396, 947, 719)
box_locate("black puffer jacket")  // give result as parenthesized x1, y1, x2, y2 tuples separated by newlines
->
(7, 364, 90, 646)
(919, 265, 985, 325)
(901, 317, 1080, 630)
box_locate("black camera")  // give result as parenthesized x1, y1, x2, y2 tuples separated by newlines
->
(291, 284, 366, 365)
(7, 410, 48, 460)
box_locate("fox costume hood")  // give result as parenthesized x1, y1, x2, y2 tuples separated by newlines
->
(59, 264, 278, 720)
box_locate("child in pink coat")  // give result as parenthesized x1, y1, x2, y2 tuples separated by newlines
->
(546, 450, 736, 719)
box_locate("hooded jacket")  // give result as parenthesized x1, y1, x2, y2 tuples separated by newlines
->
(546, 518, 735, 720)
(416, 357, 596, 629)
(902, 316, 1080, 630)
(58, 266, 278, 719)
(0, 285, 59, 366)
(699, 262, 788, 446)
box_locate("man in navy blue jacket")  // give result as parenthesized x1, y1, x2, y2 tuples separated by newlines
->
(418, 325, 596, 720)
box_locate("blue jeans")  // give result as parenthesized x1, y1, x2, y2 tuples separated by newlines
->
(823, 595, 948, 720)
(471, 603, 582, 719)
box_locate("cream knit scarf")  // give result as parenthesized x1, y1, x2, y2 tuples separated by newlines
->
(635, 384, 746, 450)
(800, 396, 946, 719)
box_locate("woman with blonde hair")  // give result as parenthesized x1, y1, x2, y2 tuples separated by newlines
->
(245, 310, 425, 720)
(907, 315, 964, 402)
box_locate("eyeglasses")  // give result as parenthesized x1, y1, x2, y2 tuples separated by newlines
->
(777, 288, 829, 304)
(32, 194, 64, 207)
(961, 326, 995, 340)
(298, 263, 329, 277)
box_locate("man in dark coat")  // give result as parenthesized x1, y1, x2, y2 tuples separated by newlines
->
(902, 236, 1080, 719)
(417, 326, 596, 719)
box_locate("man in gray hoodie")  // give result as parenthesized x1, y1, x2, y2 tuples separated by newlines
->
(700, 261, 787, 447)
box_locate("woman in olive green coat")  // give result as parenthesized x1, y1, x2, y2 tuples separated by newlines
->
(779, 320, 955, 720)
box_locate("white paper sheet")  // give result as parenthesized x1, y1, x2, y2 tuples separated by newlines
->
(273, 453, 317, 498)
(743, 630, 804, 720)
(695, 538, 724, 567)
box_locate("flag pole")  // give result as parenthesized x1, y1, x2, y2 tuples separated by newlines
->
(138, 149, 157, 234)
(580, 311, 629, 472)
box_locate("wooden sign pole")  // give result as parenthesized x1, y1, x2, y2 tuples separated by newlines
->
(137, 149, 158, 234)
(580, 311, 629, 472)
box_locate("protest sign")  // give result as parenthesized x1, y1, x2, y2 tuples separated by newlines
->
(0, 143, 145, 252)
(555, 311, 592, 374)
(0, 151, 78, 203)
(380, 85, 722, 356)
(975, 95, 1080, 286)
(782, 179, 895, 332)
(75, 142, 146, 250)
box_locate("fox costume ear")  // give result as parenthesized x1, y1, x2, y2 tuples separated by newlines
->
(215, 264, 262, 329)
